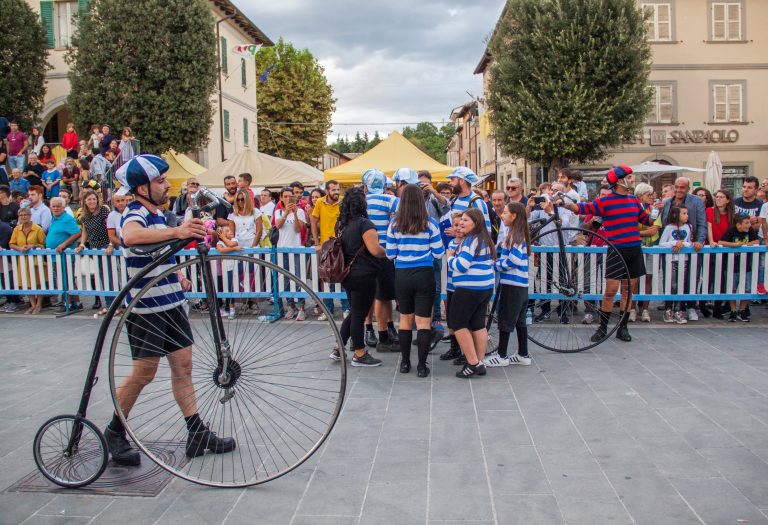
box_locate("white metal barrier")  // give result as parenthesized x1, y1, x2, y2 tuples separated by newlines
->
(1, 246, 766, 303)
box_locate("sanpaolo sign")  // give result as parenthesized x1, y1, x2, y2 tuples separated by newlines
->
(669, 129, 739, 144)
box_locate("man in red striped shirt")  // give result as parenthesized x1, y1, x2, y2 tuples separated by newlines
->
(563, 165, 651, 343)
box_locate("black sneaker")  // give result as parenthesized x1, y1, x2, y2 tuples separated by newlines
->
(417, 364, 430, 378)
(351, 352, 382, 367)
(453, 355, 467, 366)
(534, 312, 551, 323)
(739, 310, 750, 322)
(430, 329, 444, 351)
(387, 326, 400, 346)
(375, 340, 399, 352)
(104, 427, 141, 466)
(456, 363, 478, 378)
(329, 348, 342, 361)
(615, 325, 632, 342)
(729, 311, 738, 322)
(365, 328, 378, 348)
(399, 361, 411, 373)
(440, 333, 451, 342)
(92, 299, 102, 310)
(590, 327, 607, 343)
(700, 303, 712, 318)
(560, 315, 570, 325)
(440, 347, 462, 361)
(476, 363, 487, 376)
(186, 427, 236, 458)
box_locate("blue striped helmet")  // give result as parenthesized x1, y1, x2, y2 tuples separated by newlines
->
(114, 154, 170, 195)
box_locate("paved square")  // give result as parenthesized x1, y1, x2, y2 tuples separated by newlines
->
(2, 317, 768, 524)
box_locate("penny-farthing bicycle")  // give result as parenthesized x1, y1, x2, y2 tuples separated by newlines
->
(487, 193, 632, 354)
(33, 189, 346, 488)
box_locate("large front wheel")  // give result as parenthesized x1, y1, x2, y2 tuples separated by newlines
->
(528, 228, 632, 353)
(107, 253, 346, 487)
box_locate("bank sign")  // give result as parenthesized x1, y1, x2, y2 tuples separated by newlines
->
(623, 129, 740, 146)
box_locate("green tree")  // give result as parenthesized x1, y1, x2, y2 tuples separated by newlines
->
(0, 0, 51, 129)
(487, 0, 653, 176)
(368, 131, 382, 150)
(67, 0, 217, 154)
(402, 122, 455, 163)
(256, 38, 335, 163)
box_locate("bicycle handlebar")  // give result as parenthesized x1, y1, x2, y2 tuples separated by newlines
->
(191, 187, 233, 213)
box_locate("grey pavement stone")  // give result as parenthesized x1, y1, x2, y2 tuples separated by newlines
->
(4, 318, 768, 524)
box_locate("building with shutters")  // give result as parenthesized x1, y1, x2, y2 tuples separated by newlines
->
(31, 0, 272, 168)
(473, 0, 768, 197)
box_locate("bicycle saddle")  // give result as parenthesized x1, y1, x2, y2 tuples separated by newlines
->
(131, 238, 190, 257)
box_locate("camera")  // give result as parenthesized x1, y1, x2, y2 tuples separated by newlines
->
(534, 196, 548, 204)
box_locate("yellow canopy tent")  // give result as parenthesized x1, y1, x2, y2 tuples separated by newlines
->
(162, 150, 207, 196)
(323, 131, 453, 184)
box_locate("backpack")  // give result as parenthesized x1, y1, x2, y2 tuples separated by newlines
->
(318, 227, 364, 283)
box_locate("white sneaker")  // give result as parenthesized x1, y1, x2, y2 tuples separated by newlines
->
(296, 309, 306, 321)
(581, 313, 594, 324)
(285, 307, 296, 320)
(342, 309, 350, 318)
(628, 310, 637, 323)
(674, 311, 688, 324)
(687, 308, 699, 321)
(228, 308, 236, 320)
(483, 352, 510, 367)
(663, 310, 674, 323)
(508, 354, 532, 366)
(641, 309, 651, 323)
(312, 305, 321, 316)
(317, 313, 328, 322)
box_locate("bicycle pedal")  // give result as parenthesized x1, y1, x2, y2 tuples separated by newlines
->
(220, 389, 235, 404)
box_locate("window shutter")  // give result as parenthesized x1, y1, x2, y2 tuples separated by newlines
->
(78, 0, 89, 12)
(657, 4, 671, 40)
(641, 4, 654, 39)
(223, 110, 230, 140)
(727, 4, 741, 40)
(712, 3, 726, 39)
(713, 84, 727, 122)
(659, 85, 673, 123)
(241, 58, 247, 87)
(40, 1, 55, 49)
(220, 36, 228, 75)
(648, 87, 659, 123)
(243, 119, 249, 145)
(727, 84, 742, 122)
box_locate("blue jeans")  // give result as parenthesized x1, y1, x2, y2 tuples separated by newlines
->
(8, 155, 25, 172)
(0, 167, 7, 185)
(323, 291, 350, 313)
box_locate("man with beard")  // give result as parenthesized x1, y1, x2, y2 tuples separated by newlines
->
(446, 167, 491, 239)
(222, 175, 238, 206)
(105, 154, 236, 466)
(312, 180, 349, 319)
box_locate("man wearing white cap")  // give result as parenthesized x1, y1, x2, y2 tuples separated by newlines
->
(447, 166, 491, 236)
(105, 154, 236, 466)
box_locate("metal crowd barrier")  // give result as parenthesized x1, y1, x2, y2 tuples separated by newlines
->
(1, 247, 767, 310)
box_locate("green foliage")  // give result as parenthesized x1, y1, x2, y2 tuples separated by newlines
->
(256, 38, 335, 164)
(329, 131, 383, 154)
(402, 122, 456, 164)
(487, 0, 653, 173)
(67, 0, 217, 154)
(0, 0, 51, 129)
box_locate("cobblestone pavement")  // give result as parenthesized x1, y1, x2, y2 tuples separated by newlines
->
(2, 316, 768, 525)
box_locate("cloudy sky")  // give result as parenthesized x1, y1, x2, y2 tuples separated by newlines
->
(240, 0, 506, 140)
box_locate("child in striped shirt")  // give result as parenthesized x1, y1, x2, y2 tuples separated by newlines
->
(447, 207, 495, 378)
(440, 212, 465, 363)
(485, 202, 532, 367)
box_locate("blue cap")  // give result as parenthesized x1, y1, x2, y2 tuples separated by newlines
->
(447, 166, 480, 185)
(114, 154, 170, 195)
(392, 167, 419, 185)
(362, 168, 386, 195)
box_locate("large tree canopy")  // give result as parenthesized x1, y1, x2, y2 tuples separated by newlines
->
(487, 0, 653, 173)
(67, 0, 217, 154)
(0, 0, 50, 130)
(255, 38, 335, 164)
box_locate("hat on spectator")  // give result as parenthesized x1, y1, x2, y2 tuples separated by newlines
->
(447, 166, 480, 185)
(114, 154, 170, 196)
(362, 168, 386, 194)
(605, 165, 632, 189)
(392, 167, 419, 185)
(81, 179, 101, 191)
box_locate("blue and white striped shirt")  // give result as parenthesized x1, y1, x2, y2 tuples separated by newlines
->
(386, 218, 445, 269)
(494, 242, 529, 288)
(451, 194, 492, 233)
(121, 201, 185, 314)
(366, 193, 399, 247)
(448, 235, 494, 290)
(446, 239, 458, 292)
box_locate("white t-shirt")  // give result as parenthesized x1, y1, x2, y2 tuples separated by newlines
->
(758, 202, 768, 240)
(65, 206, 74, 217)
(261, 201, 275, 218)
(216, 239, 238, 271)
(107, 210, 123, 243)
(274, 208, 306, 248)
(228, 211, 262, 247)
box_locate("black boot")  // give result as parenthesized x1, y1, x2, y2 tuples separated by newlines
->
(104, 427, 141, 466)
(590, 309, 611, 343)
(186, 426, 236, 458)
(616, 325, 632, 342)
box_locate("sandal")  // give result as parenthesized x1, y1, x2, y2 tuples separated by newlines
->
(98, 308, 108, 316)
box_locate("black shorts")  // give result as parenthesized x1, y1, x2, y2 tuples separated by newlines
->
(606, 245, 646, 280)
(497, 284, 528, 332)
(448, 288, 492, 331)
(395, 266, 435, 317)
(375, 257, 397, 301)
(126, 305, 194, 360)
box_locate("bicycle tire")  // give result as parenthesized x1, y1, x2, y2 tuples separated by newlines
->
(106, 253, 346, 487)
(33, 415, 108, 488)
(527, 227, 632, 353)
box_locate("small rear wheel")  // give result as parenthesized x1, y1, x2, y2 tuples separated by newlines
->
(33, 415, 108, 488)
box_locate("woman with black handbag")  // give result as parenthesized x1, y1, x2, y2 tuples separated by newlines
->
(329, 187, 385, 367)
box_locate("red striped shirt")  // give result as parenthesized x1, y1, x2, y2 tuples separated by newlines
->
(577, 193, 651, 247)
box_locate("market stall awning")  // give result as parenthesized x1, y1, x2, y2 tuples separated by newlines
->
(162, 150, 207, 196)
(197, 149, 324, 189)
